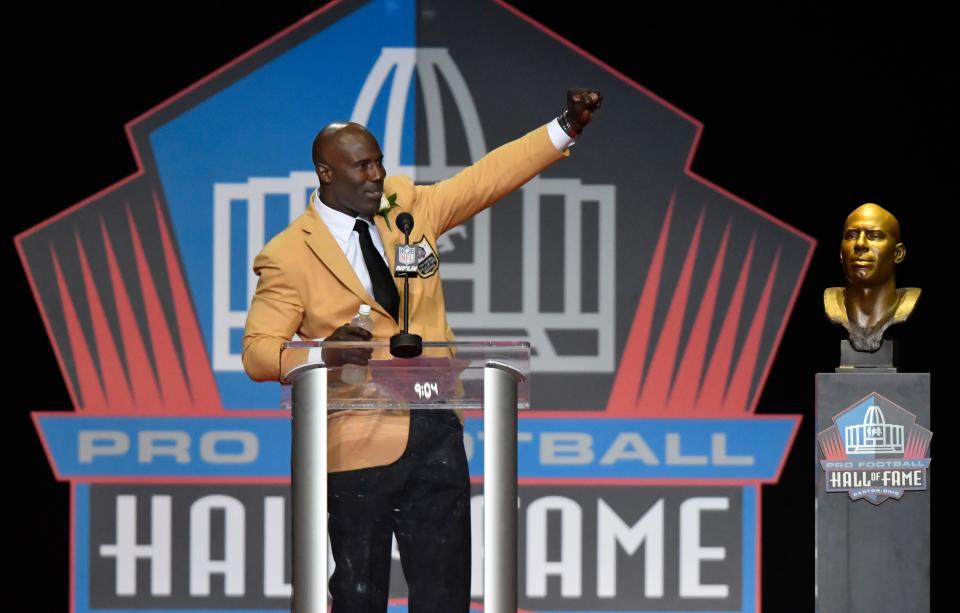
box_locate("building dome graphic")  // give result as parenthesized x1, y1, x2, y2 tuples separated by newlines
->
(212, 48, 617, 375)
(845, 405, 904, 455)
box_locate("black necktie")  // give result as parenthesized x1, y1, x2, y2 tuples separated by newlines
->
(353, 219, 399, 322)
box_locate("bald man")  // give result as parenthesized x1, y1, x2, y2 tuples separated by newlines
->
(824, 203, 920, 351)
(243, 90, 602, 612)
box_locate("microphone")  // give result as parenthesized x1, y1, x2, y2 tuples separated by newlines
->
(390, 212, 423, 358)
(396, 212, 414, 235)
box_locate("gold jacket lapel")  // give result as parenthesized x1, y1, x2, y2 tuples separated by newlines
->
(299, 205, 381, 311)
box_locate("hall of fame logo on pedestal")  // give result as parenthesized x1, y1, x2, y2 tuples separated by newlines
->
(817, 393, 932, 504)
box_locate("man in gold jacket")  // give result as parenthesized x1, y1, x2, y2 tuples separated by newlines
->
(243, 90, 601, 612)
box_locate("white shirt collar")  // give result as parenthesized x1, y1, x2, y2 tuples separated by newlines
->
(311, 190, 374, 243)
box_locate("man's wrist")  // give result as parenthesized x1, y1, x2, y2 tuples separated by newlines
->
(558, 109, 579, 138)
(548, 117, 576, 151)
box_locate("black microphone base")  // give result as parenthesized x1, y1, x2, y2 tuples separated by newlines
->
(390, 332, 423, 358)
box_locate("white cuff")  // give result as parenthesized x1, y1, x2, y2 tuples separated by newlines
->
(547, 118, 576, 151)
(305, 336, 325, 365)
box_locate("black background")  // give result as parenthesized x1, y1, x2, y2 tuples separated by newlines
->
(9, 2, 952, 611)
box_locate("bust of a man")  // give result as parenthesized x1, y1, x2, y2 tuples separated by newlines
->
(824, 203, 921, 351)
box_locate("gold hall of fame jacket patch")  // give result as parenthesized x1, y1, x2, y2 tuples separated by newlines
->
(413, 234, 439, 278)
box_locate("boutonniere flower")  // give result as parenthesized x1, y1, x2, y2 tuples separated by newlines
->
(378, 193, 399, 230)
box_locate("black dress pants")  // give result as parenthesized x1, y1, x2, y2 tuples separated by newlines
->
(327, 409, 471, 613)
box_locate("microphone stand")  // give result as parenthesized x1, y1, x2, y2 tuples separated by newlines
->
(390, 213, 423, 358)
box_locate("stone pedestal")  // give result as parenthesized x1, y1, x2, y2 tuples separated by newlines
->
(815, 341, 931, 613)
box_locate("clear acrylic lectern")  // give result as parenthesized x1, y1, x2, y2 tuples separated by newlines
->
(281, 340, 529, 613)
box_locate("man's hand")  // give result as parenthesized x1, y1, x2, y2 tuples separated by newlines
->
(565, 89, 603, 134)
(322, 323, 373, 367)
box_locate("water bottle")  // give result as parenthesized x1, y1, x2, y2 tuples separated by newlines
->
(340, 304, 373, 384)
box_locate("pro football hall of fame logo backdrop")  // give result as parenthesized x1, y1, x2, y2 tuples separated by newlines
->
(18, 1, 812, 611)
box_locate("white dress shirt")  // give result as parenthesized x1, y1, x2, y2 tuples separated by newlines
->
(313, 193, 388, 299)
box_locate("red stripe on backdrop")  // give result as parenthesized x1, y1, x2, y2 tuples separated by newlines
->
(50, 246, 104, 410)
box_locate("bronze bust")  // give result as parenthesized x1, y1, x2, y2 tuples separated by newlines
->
(824, 203, 920, 351)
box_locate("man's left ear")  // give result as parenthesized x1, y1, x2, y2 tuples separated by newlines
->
(316, 163, 332, 185)
(894, 243, 906, 264)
